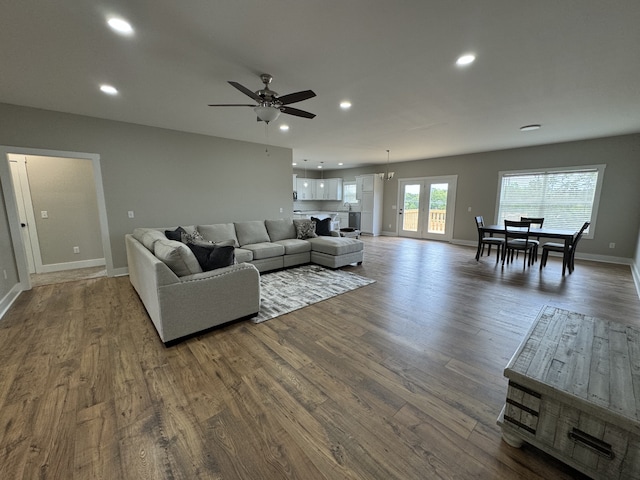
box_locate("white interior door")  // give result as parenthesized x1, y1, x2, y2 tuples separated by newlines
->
(9, 157, 42, 273)
(398, 175, 457, 240)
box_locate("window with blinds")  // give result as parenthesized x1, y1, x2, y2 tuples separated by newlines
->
(496, 165, 605, 238)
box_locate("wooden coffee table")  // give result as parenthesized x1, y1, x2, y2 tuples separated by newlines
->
(498, 306, 640, 480)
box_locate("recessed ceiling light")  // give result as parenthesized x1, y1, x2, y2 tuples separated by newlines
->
(292, 162, 297, 166)
(107, 17, 134, 35)
(279, 124, 289, 131)
(338, 162, 344, 166)
(456, 53, 476, 66)
(520, 124, 541, 131)
(340, 101, 352, 110)
(100, 84, 118, 95)
(317, 165, 323, 169)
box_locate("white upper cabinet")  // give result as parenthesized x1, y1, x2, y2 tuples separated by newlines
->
(295, 177, 342, 200)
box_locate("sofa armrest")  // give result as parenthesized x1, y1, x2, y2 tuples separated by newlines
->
(156, 262, 260, 343)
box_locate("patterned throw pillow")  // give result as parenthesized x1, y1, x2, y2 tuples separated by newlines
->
(293, 219, 318, 239)
(181, 229, 205, 244)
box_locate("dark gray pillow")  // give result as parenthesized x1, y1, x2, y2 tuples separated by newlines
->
(186, 243, 235, 271)
(165, 226, 187, 242)
(311, 217, 332, 236)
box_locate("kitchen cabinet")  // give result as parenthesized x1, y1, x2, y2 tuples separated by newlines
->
(296, 178, 316, 200)
(295, 177, 343, 200)
(355, 174, 383, 235)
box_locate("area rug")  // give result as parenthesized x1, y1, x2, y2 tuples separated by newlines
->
(251, 264, 375, 324)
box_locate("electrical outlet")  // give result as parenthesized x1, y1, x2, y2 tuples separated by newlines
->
(3, 269, 7, 280)
(41, 210, 48, 218)
(609, 242, 616, 249)
(73, 246, 80, 254)
(279, 207, 283, 213)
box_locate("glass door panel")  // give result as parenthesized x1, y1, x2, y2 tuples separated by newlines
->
(399, 183, 422, 238)
(427, 183, 448, 235)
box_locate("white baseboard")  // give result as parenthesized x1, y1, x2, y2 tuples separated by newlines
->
(111, 267, 129, 277)
(39, 258, 106, 274)
(632, 261, 640, 300)
(0, 283, 23, 321)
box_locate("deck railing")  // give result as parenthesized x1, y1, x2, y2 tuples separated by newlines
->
(403, 209, 446, 234)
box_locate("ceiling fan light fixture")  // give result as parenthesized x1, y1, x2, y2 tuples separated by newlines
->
(254, 105, 281, 123)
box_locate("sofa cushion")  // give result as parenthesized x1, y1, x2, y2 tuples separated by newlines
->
(234, 248, 253, 263)
(154, 239, 203, 276)
(198, 223, 240, 247)
(307, 237, 364, 256)
(273, 238, 312, 255)
(134, 228, 167, 252)
(265, 218, 297, 241)
(293, 219, 317, 239)
(235, 221, 271, 246)
(186, 243, 235, 272)
(242, 242, 285, 260)
(311, 217, 332, 236)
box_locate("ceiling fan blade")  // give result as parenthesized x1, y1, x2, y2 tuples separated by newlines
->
(228, 81, 263, 102)
(208, 104, 256, 107)
(281, 106, 316, 119)
(277, 90, 316, 105)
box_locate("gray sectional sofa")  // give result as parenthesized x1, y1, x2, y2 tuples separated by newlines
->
(126, 218, 364, 344)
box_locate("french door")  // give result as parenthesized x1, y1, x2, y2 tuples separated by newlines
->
(398, 175, 457, 240)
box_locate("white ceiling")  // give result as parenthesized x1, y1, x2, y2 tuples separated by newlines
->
(2, 1, 639, 169)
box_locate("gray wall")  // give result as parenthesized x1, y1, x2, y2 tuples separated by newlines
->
(329, 134, 640, 259)
(0, 102, 293, 277)
(23, 155, 103, 265)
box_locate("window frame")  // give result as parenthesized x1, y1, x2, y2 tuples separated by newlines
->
(494, 164, 606, 239)
(342, 181, 358, 204)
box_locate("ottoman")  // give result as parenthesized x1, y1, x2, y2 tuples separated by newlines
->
(307, 236, 364, 268)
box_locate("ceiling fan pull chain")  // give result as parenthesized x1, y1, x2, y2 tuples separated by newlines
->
(264, 122, 270, 156)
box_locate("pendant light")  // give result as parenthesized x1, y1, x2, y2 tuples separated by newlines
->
(303, 159, 309, 188)
(385, 149, 394, 180)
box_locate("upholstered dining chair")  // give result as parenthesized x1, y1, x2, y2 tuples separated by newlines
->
(503, 220, 536, 267)
(474, 216, 505, 262)
(540, 221, 590, 273)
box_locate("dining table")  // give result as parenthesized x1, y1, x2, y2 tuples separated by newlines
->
(480, 225, 578, 275)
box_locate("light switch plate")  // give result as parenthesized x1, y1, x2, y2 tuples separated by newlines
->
(41, 210, 48, 218)
(128, 211, 135, 218)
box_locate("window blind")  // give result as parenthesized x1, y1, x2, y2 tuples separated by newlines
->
(497, 168, 601, 232)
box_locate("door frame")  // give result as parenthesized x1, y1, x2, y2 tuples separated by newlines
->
(0, 145, 114, 291)
(397, 175, 458, 241)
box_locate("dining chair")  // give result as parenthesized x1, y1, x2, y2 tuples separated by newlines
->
(474, 216, 505, 262)
(540, 221, 590, 273)
(503, 220, 536, 267)
(518, 217, 544, 262)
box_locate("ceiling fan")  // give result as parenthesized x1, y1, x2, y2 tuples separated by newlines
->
(208, 73, 316, 124)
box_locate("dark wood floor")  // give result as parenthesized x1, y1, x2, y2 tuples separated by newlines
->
(1, 236, 639, 479)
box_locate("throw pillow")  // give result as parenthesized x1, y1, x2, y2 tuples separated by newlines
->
(187, 242, 235, 271)
(165, 226, 187, 242)
(293, 219, 317, 239)
(311, 217, 332, 236)
(181, 228, 205, 244)
(154, 239, 203, 276)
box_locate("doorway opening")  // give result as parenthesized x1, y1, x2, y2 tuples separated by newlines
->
(0, 146, 113, 290)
